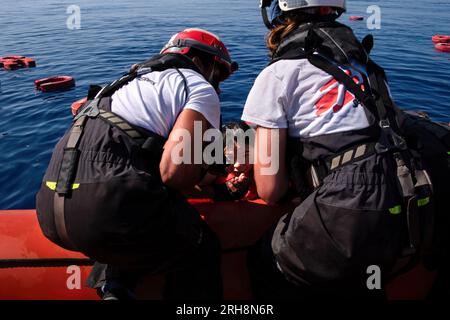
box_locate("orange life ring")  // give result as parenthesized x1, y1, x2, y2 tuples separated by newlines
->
(35, 76, 75, 92)
(435, 43, 450, 53)
(0, 56, 36, 70)
(432, 35, 450, 44)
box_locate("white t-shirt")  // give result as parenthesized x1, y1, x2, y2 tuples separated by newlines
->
(111, 68, 220, 138)
(241, 58, 372, 139)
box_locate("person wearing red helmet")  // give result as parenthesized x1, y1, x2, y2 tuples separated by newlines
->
(36, 28, 237, 300)
(160, 28, 238, 92)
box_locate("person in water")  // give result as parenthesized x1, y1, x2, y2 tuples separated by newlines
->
(36, 28, 238, 300)
(242, 0, 441, 299)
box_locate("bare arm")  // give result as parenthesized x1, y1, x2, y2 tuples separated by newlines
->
(160, 109, 210, 190)
(254, 127, 289, 205)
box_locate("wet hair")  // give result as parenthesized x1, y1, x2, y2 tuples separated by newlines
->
(221, 121, 254, 151)
(221, 121, 252, 143)
(221, 121, 251, 133)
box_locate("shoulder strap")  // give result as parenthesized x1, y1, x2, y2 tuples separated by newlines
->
(307, 53, 408, 151)
(307, 53, 376, 114)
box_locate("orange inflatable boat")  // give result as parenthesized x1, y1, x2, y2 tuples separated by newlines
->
(0, 199, 437, 300)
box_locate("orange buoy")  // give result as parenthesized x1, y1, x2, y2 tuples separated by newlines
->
(0, 56, 36, 70)
(432, 35, 450, 44)
(435, 43, 450, 53)
(20, 57, 37, 68)
(2, 60, 21, 71)
(349, 16, 364, 21)
(71, 97, 88, 116)
(35, 76, 75, 92)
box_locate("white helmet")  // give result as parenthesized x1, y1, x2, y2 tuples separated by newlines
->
(260, 0, 346, 29)
(278, 0, 346, 12)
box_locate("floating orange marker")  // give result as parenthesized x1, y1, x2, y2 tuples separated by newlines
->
(35, 76, 75, 92)
(0, 56, 36, 70)
(432, 35, 450, 44)
(2, 60, 20, 70)
(71, 97, 88, 116)
(349, 16, 364, 21)
(435, 43, 450, 53)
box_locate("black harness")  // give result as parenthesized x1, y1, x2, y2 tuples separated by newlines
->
(272, 21, 436, 274)
(270, 21, 407, 184)
(53, 54, 199, 250)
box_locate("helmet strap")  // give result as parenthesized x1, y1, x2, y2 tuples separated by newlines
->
(261, 6, 274, 29)
(208, 60, 221, 94)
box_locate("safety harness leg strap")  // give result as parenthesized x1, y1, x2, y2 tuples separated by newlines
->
(53, 115, 88, 250)
(53, 193, 76, 250)
(56, 115, 87, 195)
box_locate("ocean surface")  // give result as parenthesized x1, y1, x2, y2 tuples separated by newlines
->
(0, 0, 449, 210)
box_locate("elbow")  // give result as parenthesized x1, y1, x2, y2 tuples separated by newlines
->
(161, 170, 178, 189)
(259, 193, 282, 206)
(160, 164, 198, 190)
(258, 188, 285, 206)
(257, 181, 289, 206)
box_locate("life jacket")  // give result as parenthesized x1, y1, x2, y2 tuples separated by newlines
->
(269, 20, 450, 288)
(36, 53, 205, 258)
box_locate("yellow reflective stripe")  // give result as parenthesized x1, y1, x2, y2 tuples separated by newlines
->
(46, 182, 57, 190)
(45, 182, 80, 191)
(389, 205, 402, 215)
(418, 197, 430, 207)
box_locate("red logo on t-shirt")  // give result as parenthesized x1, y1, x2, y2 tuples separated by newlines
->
(315, 70, 364, 117)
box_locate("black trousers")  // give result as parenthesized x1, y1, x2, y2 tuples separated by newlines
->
(247, 226, 387, 300)
(87, 220, 223, 300)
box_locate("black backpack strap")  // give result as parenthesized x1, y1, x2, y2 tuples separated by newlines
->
(307, 53, 426, 258)
(174, 68, 189, 103)
(307, 53, 408, 152)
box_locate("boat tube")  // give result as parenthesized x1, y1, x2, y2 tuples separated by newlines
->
(0, 199, 437, 300)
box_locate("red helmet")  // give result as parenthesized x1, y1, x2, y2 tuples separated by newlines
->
(161, 28, 238, 82)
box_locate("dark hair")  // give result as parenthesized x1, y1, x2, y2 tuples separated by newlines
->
(221, 121, 251, 134)
(186, 47, 215, 67)
(221, 121, 254, 150)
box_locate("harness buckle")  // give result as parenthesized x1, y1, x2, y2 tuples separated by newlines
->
(74, 98, 100, 121)
(376, 119, 408, 153)
(379, 119, 391, 129)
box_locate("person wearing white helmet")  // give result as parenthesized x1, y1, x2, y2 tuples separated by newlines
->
(260, 0, 346, 29)
(243, 0, 441, 299)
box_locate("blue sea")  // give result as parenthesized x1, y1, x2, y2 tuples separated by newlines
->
(0, 0, 449, 210)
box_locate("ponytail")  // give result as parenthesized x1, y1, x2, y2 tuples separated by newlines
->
(266, 7, 338, 56)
